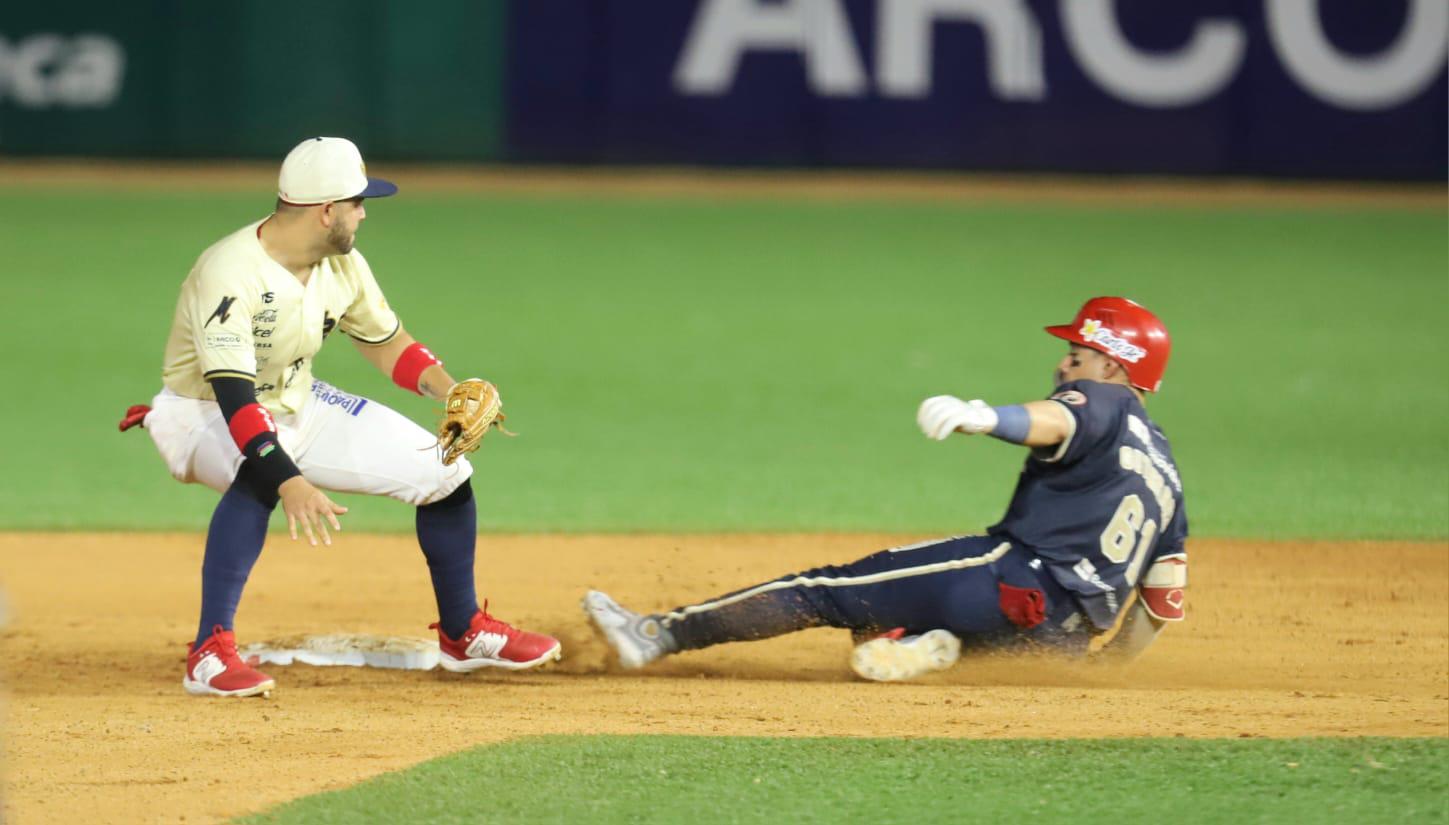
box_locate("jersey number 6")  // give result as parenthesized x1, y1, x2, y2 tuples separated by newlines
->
(1101, 494, 1158, 588)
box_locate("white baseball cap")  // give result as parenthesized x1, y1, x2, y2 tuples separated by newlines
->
(277, 136, 397, 205)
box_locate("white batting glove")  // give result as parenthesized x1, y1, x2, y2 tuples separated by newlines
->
(916, 396, 998, 441)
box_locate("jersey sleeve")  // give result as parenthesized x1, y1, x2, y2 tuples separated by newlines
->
(1153, 496, 1189, 561)
(338, 250, 401, 345)
(190, 264, 258, 381)
(1032, 380, 1127, 467)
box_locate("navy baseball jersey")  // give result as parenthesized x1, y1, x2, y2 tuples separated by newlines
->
(989, 380, 1188, 630)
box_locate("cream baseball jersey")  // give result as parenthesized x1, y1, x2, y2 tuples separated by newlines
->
(161, 219, 399, 413)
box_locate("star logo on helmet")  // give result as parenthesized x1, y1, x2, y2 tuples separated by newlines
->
(1080, 319, 1101, 338)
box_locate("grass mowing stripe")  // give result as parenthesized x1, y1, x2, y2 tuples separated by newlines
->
(238, 736, 1448, 824)
(2, 191, 1443, 535)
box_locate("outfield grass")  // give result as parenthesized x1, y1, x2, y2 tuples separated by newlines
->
(2, 190, 1443, 536)
(239, 735, 1448, 824)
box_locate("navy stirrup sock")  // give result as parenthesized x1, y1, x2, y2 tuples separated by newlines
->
(195, 482, 273, 649)
(667, 588, 823, 651)
(416, 481, 480, 640)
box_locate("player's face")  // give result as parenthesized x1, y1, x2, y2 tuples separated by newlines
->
(325, 198, 367, 254)
(1055, 345, 1116, 386)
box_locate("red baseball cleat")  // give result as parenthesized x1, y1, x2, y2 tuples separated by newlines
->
(432, 602, 562, 672)
(184, 626, 276, 698)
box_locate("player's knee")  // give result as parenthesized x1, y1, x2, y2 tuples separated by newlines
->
(419, 478, 473, 511)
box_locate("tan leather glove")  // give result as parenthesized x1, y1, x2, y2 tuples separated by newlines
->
(437, 379, 510, 466)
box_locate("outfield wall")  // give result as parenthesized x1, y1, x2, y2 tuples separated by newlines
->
(1, 1, 1445, 179)
(0, 1, 508, 160)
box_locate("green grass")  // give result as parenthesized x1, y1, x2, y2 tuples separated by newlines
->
(2, 189, 1444, 536)
(238, 735, 1449, 824)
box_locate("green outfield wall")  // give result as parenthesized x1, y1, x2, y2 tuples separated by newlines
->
(0, 1, 506, 159)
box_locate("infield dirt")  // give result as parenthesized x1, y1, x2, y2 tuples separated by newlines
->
(1, 533, 1445, 823)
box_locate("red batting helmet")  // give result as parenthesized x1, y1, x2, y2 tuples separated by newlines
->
(1045, 297, 1171, 393)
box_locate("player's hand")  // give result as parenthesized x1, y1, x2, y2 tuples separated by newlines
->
(916, 395, 997, 440)
(278, 476, 348, 547)
(437, 379, 509, 466)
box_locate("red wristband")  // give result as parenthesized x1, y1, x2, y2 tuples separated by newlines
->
(228, 403, 277, 451)
(392, 342, 442, 395)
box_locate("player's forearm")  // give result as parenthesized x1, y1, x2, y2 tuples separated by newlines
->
(209, 376, 302, 491)
(917, 396, 1072, 447)
(1088, 599, 1165, 662)
(354, 328, 416, 377)
(418, 364, 457, 401)
(1020, 400, 1073, 447)
(359, 329, 458, 398)
(977, 401, 1068, 447)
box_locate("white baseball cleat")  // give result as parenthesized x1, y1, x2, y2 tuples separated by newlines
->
(582, 590, 673, 669)
(850, 628, 961, 682)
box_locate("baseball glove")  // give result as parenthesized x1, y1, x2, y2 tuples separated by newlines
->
(437, 379, 511, 466)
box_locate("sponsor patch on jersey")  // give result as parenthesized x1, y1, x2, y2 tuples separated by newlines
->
(1079, 318, 1147, 363)
(204, 331, 246, 351)
(1051, 390, 1088, 407)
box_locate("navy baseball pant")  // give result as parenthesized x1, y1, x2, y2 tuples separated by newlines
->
(659, 535, 1086, 653)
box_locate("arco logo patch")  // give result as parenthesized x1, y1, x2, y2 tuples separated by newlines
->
(1051, 390, 1087, 406)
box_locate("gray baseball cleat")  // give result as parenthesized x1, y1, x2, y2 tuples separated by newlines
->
(582, 590, 675, 669)
(850, 628, 961, 682)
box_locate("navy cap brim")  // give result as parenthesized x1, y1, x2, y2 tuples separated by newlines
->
(357, 177, 398, 198)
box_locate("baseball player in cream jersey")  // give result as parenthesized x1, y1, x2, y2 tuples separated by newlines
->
(122, 137, 560, 697)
